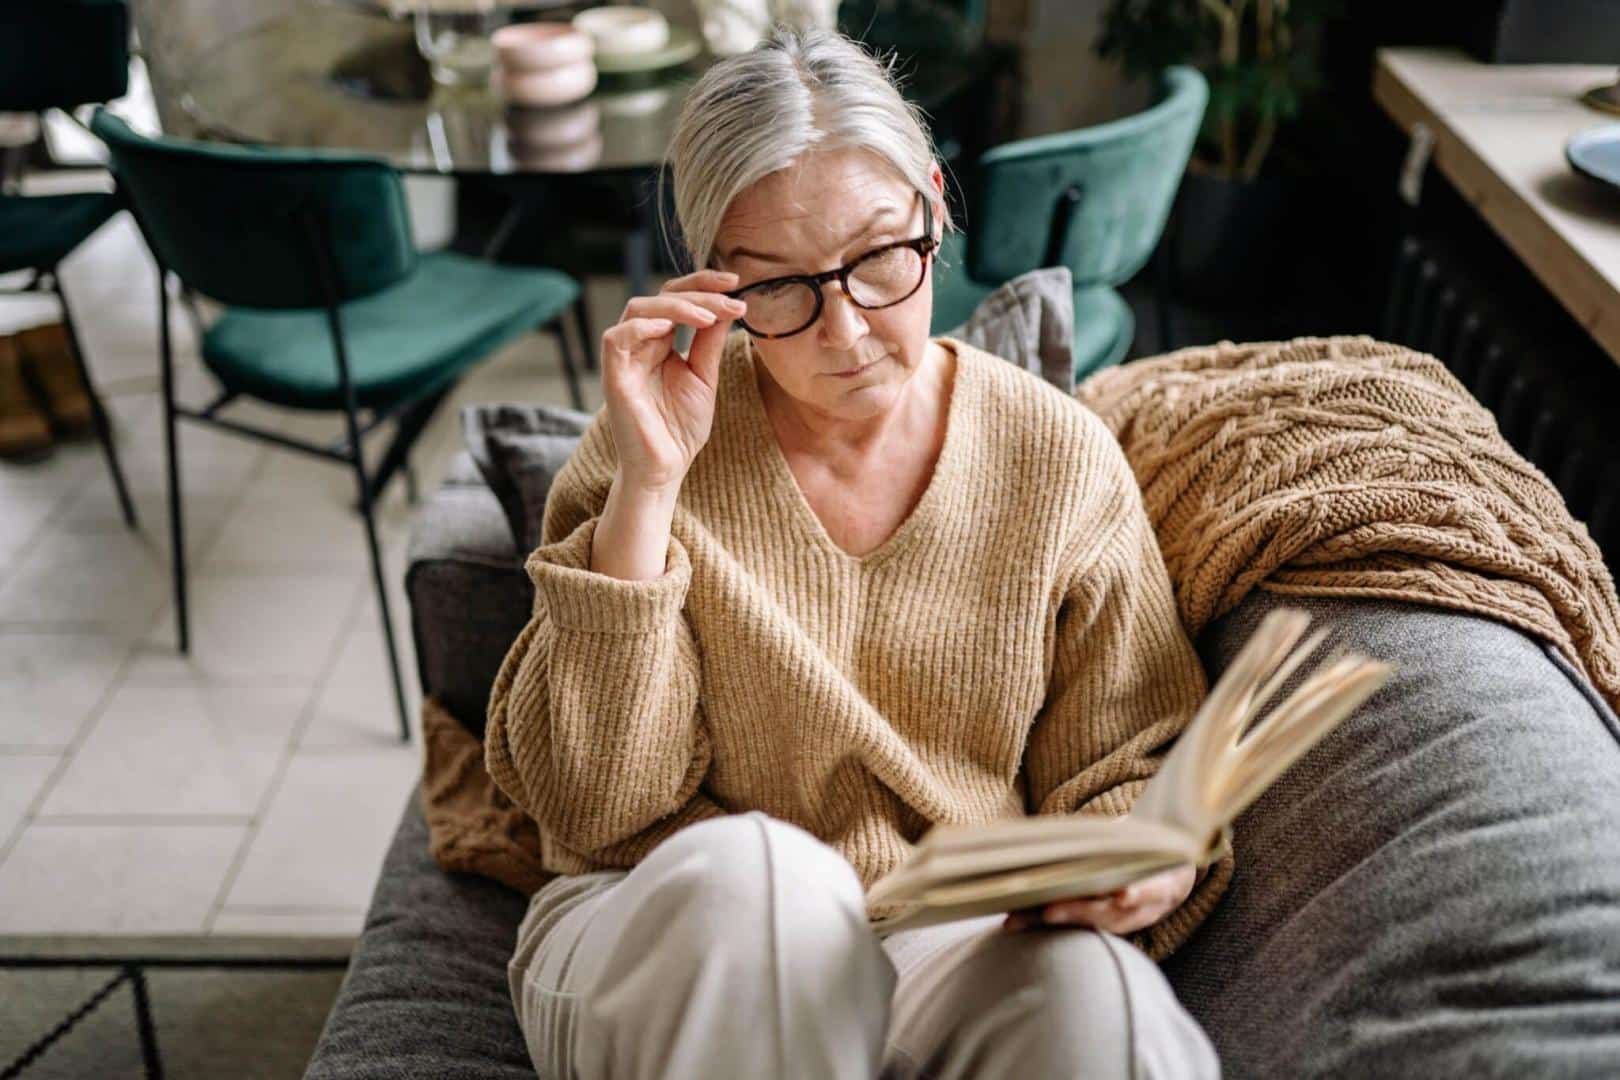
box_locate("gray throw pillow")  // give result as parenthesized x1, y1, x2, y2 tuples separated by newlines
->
(945, 265, 1075, 394)
(462, 268, 1078, 554)
(461, 403, 593, 556)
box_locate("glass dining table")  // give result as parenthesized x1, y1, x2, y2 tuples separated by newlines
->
(171, 1, 1009, 294)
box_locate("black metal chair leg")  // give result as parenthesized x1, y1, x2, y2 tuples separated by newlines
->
(53, 276, 138, 529)
(348, 445, 410, 742)
(157, 269, 189, 654)
(553, 319, 584, 411)
(338, 393, 410, 741)
(574, 293, 595, 372)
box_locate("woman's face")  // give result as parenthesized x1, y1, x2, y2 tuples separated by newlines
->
(712, 147, 945, 424)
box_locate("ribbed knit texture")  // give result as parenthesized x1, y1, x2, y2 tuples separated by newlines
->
(1074, 335, 1620, 716)
(482, 331, 1233, 963)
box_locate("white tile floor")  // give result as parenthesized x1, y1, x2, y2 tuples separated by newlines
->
(0, 170, 609, 946)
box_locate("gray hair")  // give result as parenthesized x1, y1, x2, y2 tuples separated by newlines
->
(659, 26, 956, 273)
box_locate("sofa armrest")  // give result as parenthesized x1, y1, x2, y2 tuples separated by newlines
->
(1166, 588, 1620, 1076)
(305, 788, 534, 1079)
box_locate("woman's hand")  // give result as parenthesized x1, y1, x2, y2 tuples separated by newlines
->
(600, 269, 748, 495)
(1001, 863, 1196, 936)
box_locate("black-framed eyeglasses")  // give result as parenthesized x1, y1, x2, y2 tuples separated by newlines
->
(722, 193, 937, 340)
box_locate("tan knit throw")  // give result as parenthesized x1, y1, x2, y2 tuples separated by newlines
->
(1074, 335, 1620, 716)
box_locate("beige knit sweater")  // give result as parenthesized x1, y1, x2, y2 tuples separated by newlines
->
(481, 331, 1235, 962)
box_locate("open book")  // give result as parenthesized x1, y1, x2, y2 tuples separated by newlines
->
(866, 606, 1395, 934)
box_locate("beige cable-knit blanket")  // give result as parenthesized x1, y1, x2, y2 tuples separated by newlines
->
(1073, 335, 1620, 716)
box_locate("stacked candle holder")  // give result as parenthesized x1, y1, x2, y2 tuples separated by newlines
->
(490, 21, 597, 107)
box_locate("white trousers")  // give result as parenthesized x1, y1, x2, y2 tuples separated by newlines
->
(509, 810, 1219, 1079)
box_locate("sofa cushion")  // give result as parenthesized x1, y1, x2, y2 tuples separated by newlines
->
(1163, 588, 1620, 1076)
(306, 788, 534, 1080)
(941, 264, 1075, 394)
(461, 402, 595, 558)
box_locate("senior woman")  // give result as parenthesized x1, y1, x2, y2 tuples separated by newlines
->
(484, 26, 1233, 1080)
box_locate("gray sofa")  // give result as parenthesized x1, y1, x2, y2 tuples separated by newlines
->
(305, 451, 1620, 1079)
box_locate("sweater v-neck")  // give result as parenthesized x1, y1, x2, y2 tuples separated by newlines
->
(735, 335, 969, 570)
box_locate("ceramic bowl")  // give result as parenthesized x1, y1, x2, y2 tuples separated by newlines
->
(493, 58, 597, 107)
(490, 22, 594, 73)
(571, 5, 669, 61)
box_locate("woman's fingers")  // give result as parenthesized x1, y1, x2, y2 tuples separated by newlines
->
(684, 316, 737, 387)
(661, 268, 741, 294)
(601, 318, 675, 373)
(625, 290, 747, 327)
(604, 317, 674, 348)
(1044, 897, 1110, 923)
(625, 292, 742, 327)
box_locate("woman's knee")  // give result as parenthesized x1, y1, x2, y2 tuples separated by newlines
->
(1034, 931, 1217, 1079)
(633, 810, 868, 923)
(568, 812, 895, 1078)
(582, 811, 879, 983)
(946, 930, 1217, 1079)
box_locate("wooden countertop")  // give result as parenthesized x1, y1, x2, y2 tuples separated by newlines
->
(1374, 47, 1620, 365)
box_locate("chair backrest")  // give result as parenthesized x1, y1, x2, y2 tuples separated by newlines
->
(90, 109, 417, 309)
(964, 66, 1208, 290)
(0, 0, 130, 112)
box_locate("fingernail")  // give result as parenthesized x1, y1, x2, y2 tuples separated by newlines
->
(1047, 909, 1073, 924)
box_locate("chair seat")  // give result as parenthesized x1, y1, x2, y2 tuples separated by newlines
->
(932, 232, 1133, 385)
(0, 193, 120, 274)
(202, 251, 579, 410)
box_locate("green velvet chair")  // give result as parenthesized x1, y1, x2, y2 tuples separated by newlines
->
(91, 108, 588, 741)
(930, 66, 1208, 386)
(0, 0, 136, 523)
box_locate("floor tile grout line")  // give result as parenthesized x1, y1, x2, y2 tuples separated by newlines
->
(116, 391, 279, 662)
(0, 383, 239, 641)
(32, 814, 257, 826)
(202, 575, 370, 934)
(0, 446, 105, 597)
(0, 382, 286, 879)
(0, 633, 143, 874)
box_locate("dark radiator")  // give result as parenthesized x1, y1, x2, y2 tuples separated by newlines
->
(1381, 229, 1620, 568)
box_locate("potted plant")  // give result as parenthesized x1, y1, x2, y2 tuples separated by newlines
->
(1096, 0, 1334, 303)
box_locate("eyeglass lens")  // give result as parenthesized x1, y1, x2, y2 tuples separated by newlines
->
(737, 242, 927, 338)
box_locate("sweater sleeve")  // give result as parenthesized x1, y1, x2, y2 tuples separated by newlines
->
(484, 441, 727, 868)
(1021, 449, 1234, 963)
